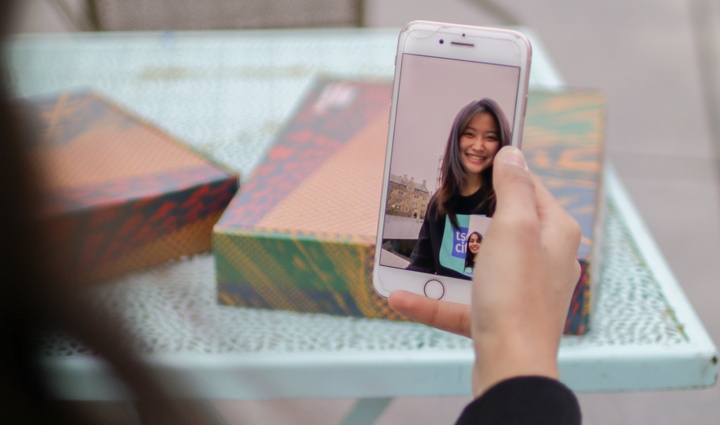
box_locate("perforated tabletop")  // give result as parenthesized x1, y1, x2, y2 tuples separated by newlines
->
(9, 29, 716, 399)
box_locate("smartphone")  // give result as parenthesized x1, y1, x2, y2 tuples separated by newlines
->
(373, 21, 532, 303)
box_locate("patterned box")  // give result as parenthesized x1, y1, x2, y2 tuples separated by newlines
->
(24, 91, 239, 283)
(214, 79, 604, 334)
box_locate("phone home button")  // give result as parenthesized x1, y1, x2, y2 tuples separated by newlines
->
(423, 279, 445, 300)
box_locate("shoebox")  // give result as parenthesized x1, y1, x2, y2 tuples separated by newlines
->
(214, 79, 604, 334)
(23, 91, 239, 284)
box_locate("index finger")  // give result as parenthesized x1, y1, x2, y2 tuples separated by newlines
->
(389, 291, 471, 338)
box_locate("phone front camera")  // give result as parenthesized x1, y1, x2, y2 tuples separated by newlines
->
(439, 39, 444, 44)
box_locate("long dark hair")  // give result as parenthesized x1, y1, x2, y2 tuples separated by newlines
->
(433, 98, 511, 228)
(0, 2, 219, 423)
(464, 231, 483, 270)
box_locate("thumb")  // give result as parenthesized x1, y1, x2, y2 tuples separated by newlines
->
(492, 146, 536, 219)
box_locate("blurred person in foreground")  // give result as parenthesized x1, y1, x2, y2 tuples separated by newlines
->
(0, 1, 581, 424)
(0, 2, 222, 424)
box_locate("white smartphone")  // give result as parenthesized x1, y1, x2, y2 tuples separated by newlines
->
(373, 21, 532, 304)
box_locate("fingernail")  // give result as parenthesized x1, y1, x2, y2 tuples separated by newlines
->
(497, 146, 528, 170)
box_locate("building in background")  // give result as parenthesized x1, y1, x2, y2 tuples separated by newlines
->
(386, 174, 431, 219)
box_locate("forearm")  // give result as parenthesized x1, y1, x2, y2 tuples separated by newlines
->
(455, 376, 581, 425)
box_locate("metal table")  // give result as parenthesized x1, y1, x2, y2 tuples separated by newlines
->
(9, 28, 717, 423)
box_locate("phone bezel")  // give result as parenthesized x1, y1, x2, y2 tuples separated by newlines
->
(373, 21, 532, 303)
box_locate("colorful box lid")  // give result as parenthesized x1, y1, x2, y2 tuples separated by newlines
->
(216, 81, 390, 241)
(215, 78, 604, 334)
(22, 91, 239, 282)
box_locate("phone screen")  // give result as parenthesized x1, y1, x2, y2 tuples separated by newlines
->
(379, 53, 521, 281)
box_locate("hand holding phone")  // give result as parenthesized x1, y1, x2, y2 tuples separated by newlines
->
(389, 146, 582, 397)
(373, 21, 532, 304)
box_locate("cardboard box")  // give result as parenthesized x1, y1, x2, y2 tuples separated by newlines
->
(24, 91, 239, 283)
(214, 79, 604, 334)
(523, 90, 606, 334)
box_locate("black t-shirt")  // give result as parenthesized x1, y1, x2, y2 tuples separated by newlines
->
(455, 377, 582, 425)
(407, 186, 493, 279)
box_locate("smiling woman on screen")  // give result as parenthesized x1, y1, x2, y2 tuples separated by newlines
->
(406, 98, 511, 279)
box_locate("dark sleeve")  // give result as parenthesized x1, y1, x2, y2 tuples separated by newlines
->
(454, 377, 581, 425)
(406, 214, 435, 273)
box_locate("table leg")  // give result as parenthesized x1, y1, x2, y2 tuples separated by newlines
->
(339, 397, 393, 425)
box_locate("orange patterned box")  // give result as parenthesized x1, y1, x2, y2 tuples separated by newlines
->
(23, 91, 239, 283)
(214, 79, 604, 334)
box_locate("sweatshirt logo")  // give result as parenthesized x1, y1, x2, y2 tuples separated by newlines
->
(452, 227, 469, 259)
(439, 214, 471, 275)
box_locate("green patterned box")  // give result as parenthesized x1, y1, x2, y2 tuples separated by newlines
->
(214, 79, 605, 334)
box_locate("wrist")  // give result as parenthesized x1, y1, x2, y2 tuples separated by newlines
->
(471, 334, 560, 398)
